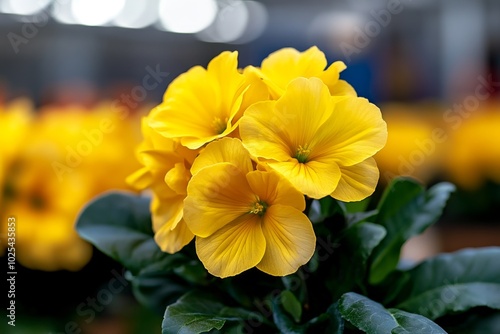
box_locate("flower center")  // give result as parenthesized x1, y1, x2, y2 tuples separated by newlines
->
(249, 200, 268, 216)
(30, 192, 46, 211)
(295, 144, 311, 163)
(212, 117, 228, 134)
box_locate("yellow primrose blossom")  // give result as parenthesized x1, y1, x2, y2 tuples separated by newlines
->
(190, 137, 254, 175)
(4, 149, 93, 271)
(1, 105, 142, 271)
(148, 51, 267, 149)
(240, 77, 387, 201)
(0, 98, 33, 205)
(127, 117, 196, 253)
(443, 108, 500, 190)
(247, 46, 356, 99)
(374, 103, 445, 184)
(184, 138, 315, 278)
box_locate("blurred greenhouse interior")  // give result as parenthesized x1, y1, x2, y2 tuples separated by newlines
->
(1, 0, 499, 333)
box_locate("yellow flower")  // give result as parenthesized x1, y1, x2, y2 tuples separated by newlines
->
(190, 137, 254, 176)
(148, 51, 267, 149)
(4, 151, 93, 271)
(184, 138, 315, 278)
(374, 103, 444, 185)
(240, 77, 387, 201)
(1, 105, 142, 271)
(443, 107, 500, 189)
(247, 46, 356, 99)
(127, 117, 196, 254)
(0, 98, 33, 205)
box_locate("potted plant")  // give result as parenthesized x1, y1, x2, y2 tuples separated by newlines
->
(76, 47, 500, 334)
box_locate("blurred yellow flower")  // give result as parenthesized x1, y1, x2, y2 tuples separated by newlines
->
(127, 117, 197, 254)
(5, 150, 93, 271)
(148, 51, 267, 149)
(1, 103, 142, 271)
(240, 77, 387, 201)
(0, 98, 33, 204)
(443, 107, 500, 189)
(184, 138, 315, 278)
(374, 103, 445, 185)
(247, 46, 357, 99)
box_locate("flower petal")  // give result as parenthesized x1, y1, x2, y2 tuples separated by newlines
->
(154, 218, 194, 254)
(241, 77, 334, 161)
(139, 150, 181, 170)
(184, 163, 256, 237)
(126, 167, 152, 190)
(196, 214, 265, 278)
(165, 162, 190, 195)
(274, 77, 334, 145)
(149, 67, 217, 141)
(149, 52, 247, 149)
(268, 160, 341, 199)
(140, 116, 178, 151)
(257, 205, 315, 276)
(310, 97, 387, 166)
(327, 79, 357, 97)
(239, 67, 270, 113)
(151, 193, 184, 233)
(319, 60, 345, 86)
(240, 100, 292, 161)
(261, 46, 327, 97)
(207, 51, 247, 116)
(246, 170, 305, 211)
(191, 137, 253, 175)
(331, 157, 379, 202)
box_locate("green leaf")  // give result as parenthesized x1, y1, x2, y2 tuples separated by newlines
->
(327, 222, 386, 299)
(339, 292, 446, 334)
(324, 302, 344, 334)
(438, 309, 500, 334)
(343, 196, 371, 213)
(282, 272, 308, 304)
(346, 210, 378, 227)
(280, 290, 302, 323)
(76, 191, 171, 275)
(173, 260, 210, 285)
(321, 302, 345, 334)
(130, 271, 190, 314)
(309, 197, 346, 223)
(162, 292, 259, 334)
(76, 191, 201, 312)
(342, 222, 386, 267)
(389, 309, 448, 334)
(369, 178, 455, 284)
(272, 294, 306, 334)
(339, 292, 398, 333)
(393, 247, 500, 320)
(302, 302, 344, 334)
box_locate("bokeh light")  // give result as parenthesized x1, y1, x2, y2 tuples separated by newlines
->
(71, 0, 126, 26)
(113, 0, 159, 29)
(0, 0, 52, 16)
(158, 0, 218, 33)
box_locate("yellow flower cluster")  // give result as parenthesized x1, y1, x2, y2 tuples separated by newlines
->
(1, 100, 143, 271)
(128, 47, 387, 278)
(443, 105, 500, 189)
(374, 102, 445, 184)
(374, 101, 500, 190)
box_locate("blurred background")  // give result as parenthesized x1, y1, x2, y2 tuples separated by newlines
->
(1, 0, 499, 333)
